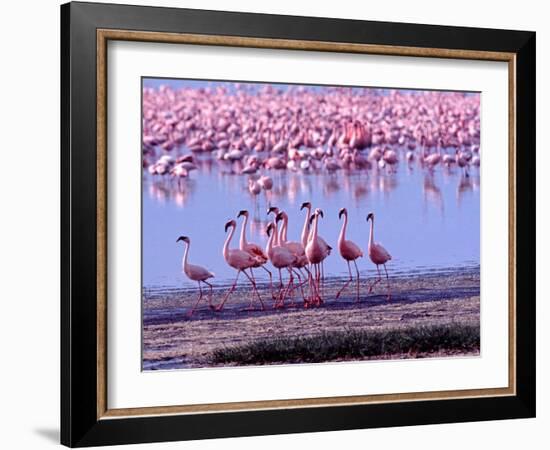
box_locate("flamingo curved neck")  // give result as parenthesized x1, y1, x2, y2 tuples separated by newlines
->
(223, 225, 235, 259)
(368, 218, 375, 247)
(281, 213, 289, 243)
(239, 215, 248, 249)
(273, 220, 279, 246)
(338, 212, 348, 245)
(183, 242, 190, 270)
(312, 213, 319, 241)
(301, 206, 311, 247)
(266, 228, 274, 255)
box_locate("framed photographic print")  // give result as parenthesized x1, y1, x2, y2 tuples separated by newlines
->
(61, 1, 536, 447)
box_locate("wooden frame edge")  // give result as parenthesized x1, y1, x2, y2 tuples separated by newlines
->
(95, 28, 517, 421)
(97, 29, 108, 419)
(98, 29, 515, 61)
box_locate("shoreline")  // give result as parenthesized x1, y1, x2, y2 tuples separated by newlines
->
(143, 267, 480, 370)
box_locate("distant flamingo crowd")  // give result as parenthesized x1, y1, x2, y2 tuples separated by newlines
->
(177, 205, 391, 315)
(143, 84, 480, 185)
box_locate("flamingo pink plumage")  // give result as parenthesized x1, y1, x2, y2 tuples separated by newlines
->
(216, 220, 265, 311)
(275, 211, 307, 303)
(265, 222, 301, 308)
(305, 208, 327, 305)
(335, 208, 364, 302)
(176, 236, 215, 315)
(366, 212, 392, 301)
(237, 210, 274, 299)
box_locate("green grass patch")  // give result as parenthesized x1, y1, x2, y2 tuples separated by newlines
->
(210, 323, 480, 365)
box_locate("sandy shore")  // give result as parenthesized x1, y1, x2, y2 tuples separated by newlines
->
(143, 267, 480, 370)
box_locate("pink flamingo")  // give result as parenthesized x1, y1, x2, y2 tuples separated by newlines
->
(305, 208, 327, 305)
(366, 212, 392, 300)
(301, 202, 332, 293)
(382, 148, 398, 172)
(176, 236, 215, 315)
(248, 178, 261, 196)
(266, 207, 287, 296)
(265, 222, 300, 308)
(276, 210, 305, 256)
(216, 220, 265, 311)
(237, 210, 274, 299)
(275, 211, 307, 301)
(335, 208, 364, 302)
(455, 149, 470, 177)
(258, 174, 273, 204)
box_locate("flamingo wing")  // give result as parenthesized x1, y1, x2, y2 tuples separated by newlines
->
(186, 263, 214, 281)
(373, 242, 392, 262)
(344, 240, 364, 259)
(283, 241, 305, 256)
(246, 243, 268, 262)
(318, 237, 332, 255)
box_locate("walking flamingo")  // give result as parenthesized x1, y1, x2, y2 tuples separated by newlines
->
(366, 212, 392, 300)
(276, 210, 305, 256)
(265, 223, 300, 308)
(305, 208, 327, 305)
(275, 211, 307, 302)
(237, 210, 274, 299)
(215, 220, 265, 311)
(335, 208, 364, 302)
(301, 202, 332, 296)
(176, 236, 215, 315)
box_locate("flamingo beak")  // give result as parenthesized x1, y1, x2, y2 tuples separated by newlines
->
(338, 208, 345, 219)
(266, 225, 272, 236)
(300, 202, 311, 210)
(237, 210, 247, 218)
(176, 236, 185, 242)
(366, 213, 373, 222)
(267, 206, 278, 215)
(318, 210, 324, 218)
(275, 212, 283, 222)
(224, 221, 233, 232)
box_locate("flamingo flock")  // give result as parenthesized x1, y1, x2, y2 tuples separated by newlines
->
(143, 84, 480, 187)
(156, 82, 478, 315)
(176, 207, 392, 315)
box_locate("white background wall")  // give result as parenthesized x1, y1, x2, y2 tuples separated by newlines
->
(0, 0, 546, 448)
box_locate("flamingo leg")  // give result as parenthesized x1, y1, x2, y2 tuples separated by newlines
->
(245, 268, 256, 309)
(292, 268, 306, 303)
(320, 262, 325, 299)
(286, 268, 303, 307)
(187, 281, 204, 316)
(216, 270, 240, 311)
(243, 269, 265, 310)
(368, 265, 383, 294)
(260, 265, 275, 300)
(383, 263, 391, 301)
(309, 264, 317, 306)
(336, 260, 353, 300)
(279, 268, 295, 308)
(297, 267, 310, 291)
(353, 259, 361, 302)
(285, 268, 296, 305)
(275, 269, 284, 307)
(306, 264, 314, 307)
(315, 264, 322, 305)
(203, 280, 214, 309)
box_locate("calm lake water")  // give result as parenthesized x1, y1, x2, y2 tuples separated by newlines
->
(142, 159, 480, 289)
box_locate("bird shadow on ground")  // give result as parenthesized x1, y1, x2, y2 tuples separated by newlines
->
(34, 428, 59, 444)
